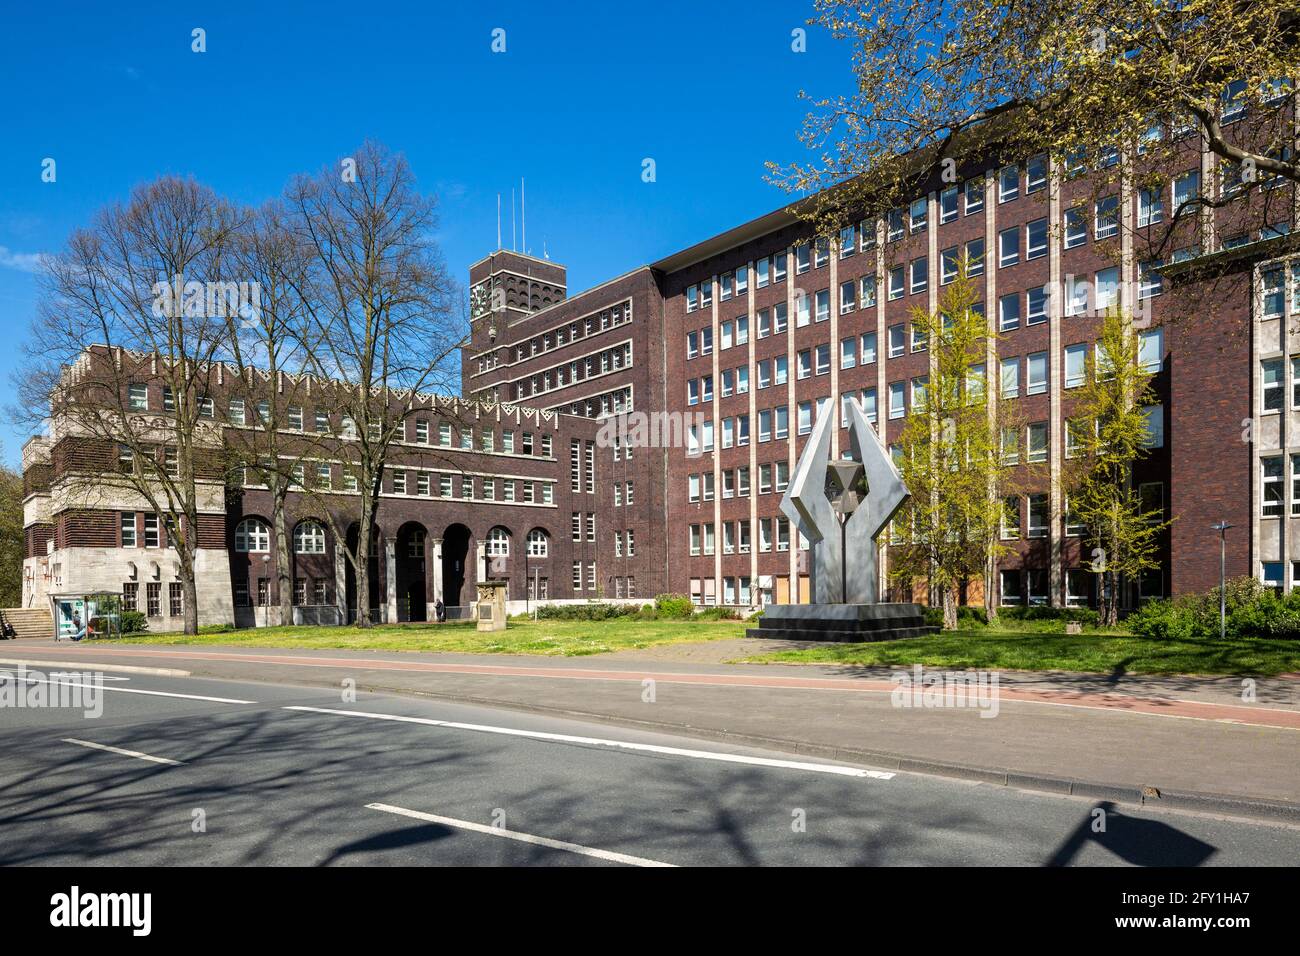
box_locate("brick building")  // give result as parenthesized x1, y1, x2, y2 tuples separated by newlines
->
(20, 123, 1300, 628)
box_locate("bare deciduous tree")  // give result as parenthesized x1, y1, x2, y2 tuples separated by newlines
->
(18, 178, 244, 634)
(286, 142, 463, 627)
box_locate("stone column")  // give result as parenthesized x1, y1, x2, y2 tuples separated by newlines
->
(385, 538, 397, 624)
(473, 540, 486, 610)
(334, 541, 347, 626)
(431, 537, 444, 609)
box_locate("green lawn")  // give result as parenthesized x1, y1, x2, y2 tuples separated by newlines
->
(112, 617, 750, 657)
(738, 629, 1300, 676)
(105, 616, 1300, 675)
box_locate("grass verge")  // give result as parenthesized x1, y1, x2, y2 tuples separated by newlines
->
(738, 628, 1300, 676)
(112, 617, 749, 657)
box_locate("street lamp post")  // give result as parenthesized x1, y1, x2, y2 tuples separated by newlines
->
(1211, 521, 1232, 640)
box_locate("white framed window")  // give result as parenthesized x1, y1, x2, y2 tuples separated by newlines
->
(1173, 170, 1200, 214)
(889, 382, 905, 419)
(998, 165, 1019, 202)
(235, 518, 270, 553)
(1064, 207, 1087, 249)
(910, 257, 927, 294)
(999, 227, 1020, 267)
(1027, 423, 1049, 463)
(1138, 188, 1164, 227)
(1263, 457, 1284, 516)
(1095, 266, 1120, 310)
(940, 185, 959, 222)
(294, 521, 327, 554)
(840, 280, 856, 314)
(909, 196, 928, 232)
(999, 293, 1020, 332)
(486, 527, 511, 557)
(1026, 218, 1048, 259)
(860, 275, 876, 308)
(1095, 195, 1119, 239)
(1026, 154, 1047, 193)
(527, 529, 549, 557)
(1064, 344, 1087, 388)
(1027, 352, 1048, 395)
(1138, 328, 1163, 372)
(841, 336, 857, 369)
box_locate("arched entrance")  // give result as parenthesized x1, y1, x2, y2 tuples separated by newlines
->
(442, 523, 471, 608)
(396, 522, 428, 622)
(345, 523, 383, 622)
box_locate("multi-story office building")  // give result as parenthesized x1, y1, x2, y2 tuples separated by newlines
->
(21, 123, 1300, 628)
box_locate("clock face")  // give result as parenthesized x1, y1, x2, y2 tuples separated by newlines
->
(470, 281, 491, 320)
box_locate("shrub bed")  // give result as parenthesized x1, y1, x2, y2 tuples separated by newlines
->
(1128, 577, 1300, 640)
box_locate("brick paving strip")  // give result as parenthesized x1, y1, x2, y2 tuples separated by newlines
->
(5, 641, 1299, 822)
(7, 643, 1299, 728)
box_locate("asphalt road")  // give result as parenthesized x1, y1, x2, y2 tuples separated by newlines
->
(1, 668, 1297, 866)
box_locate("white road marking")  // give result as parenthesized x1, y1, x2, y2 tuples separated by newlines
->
(62, 738, 184, 766)
(13, 675, 255, 705)
(0, 657, 188, 677)
(366, 803, 676, 867)
(285, 705, 894, 779)
(0, 671, 129, 682)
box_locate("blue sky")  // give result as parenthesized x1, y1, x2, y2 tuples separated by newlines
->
(0, 0, 853, 465)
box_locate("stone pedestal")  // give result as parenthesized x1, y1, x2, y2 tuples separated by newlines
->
(746, 603, 937, 643)
(475, 580, 508, 632)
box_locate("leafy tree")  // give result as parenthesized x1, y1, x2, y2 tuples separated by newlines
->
(0, 457, 23, 607)
(1063, 308, 1170, 625)
(889, 272, 1024, 629)
(772, 0, 1299, 261)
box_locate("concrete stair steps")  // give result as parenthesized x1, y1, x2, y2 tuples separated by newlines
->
(1, 608, 53, 640)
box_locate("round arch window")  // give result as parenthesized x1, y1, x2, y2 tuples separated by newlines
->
(235, 518, 270, 553)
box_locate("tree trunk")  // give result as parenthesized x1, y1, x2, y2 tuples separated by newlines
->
(181, 549, 199, 636)
(354, 494, 373, 629)
(274, 492, 292, 628)
(942, 586, 958, 631)
(984, 560, 998, 626)
(1101, 568, 1118, 627)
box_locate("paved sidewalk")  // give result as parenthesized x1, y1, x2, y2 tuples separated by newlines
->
(3, 639, 1298, 820)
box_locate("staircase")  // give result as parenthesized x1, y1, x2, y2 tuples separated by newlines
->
(0, 607, 53, 640)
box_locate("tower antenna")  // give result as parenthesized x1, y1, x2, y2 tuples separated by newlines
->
(521, 177, 526, 254)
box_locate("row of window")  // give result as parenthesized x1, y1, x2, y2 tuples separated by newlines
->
(1258, 354, 1300, 413)
(504, 302, 632, 365)
(995, 485, 1164, 541)
(121, 581, 183, 617)
(676, 165, 1212, 338)
(689, 517, 792, 556)
(687, 461, 790, 502)
(550, 385, 633, 420)
(232, 577, 332, 608)
(998, 567, 1163, 606)
(690, 576, 756, 607)
(569, 440, 596, 493)
(686, 270, 1164, 369)
(1257, 455, 1300, 517)
(236, 463, 558, 505)
(508, 342, 632, 402)
(126, 385, 556, 456)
